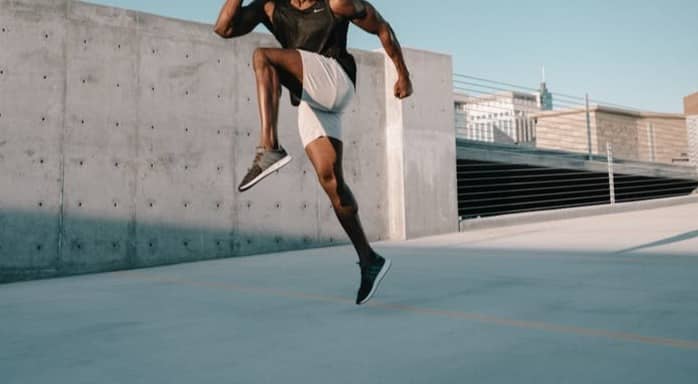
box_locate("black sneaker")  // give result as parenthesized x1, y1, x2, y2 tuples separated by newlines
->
(356, 254, 392, 305)
(238, 146, 292, 192)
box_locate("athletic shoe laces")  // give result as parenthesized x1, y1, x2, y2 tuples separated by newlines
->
(357, 261, 382, 281)
(246, 147, 265, 173)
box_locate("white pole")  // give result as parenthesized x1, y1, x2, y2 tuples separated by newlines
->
(607, 142, 616, 205)
(586, 94, 593, 160)
(647, 123, 656, 162)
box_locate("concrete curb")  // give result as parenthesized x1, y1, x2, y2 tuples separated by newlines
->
(459, 194, 698, 231)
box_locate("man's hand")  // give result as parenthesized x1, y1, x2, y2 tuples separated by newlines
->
(394, 75, 413, 99)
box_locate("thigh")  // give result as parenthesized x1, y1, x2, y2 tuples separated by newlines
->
(259, 48, 304, 96)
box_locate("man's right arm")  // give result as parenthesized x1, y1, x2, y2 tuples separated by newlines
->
(213, 0, 265, 39)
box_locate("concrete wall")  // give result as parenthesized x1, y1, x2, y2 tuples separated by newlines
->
(384, 49, 457, 239)
(534, 111, 595, 154)
(636, 115, 689, 164)
(595, 111, 640, 160)
(456, 139, 698, 181)
(534, 107, 687, 164)
(0, 0, 457, 282)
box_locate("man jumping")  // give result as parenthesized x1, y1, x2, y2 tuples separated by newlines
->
(214, 0, 412, 305)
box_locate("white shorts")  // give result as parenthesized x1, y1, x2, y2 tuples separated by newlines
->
(297, 50, 355, 148)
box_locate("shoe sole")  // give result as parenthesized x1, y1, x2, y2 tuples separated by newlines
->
(238, 155, 293, 192)
(358, 258, 392, 305)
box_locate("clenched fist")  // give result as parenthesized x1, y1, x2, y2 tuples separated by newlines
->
(394, 75, 413, 99)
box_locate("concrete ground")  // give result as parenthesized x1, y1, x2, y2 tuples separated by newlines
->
(2, 202, 698, 383)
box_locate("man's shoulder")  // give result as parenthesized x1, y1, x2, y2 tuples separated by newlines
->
(328, 0, 367, 20)
(248, 0, 276, 9)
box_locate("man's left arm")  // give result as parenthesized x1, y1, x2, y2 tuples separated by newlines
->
(330, 0, 413, 99)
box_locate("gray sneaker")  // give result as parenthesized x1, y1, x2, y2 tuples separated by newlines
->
(238, 146, 292, 192)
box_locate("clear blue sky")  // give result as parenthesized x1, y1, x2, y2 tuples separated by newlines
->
(87, 0, 698, 113)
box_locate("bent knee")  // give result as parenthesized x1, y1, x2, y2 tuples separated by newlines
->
(252, 48, 270, 70)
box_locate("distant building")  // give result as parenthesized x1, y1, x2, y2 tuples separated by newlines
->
(454, 91, 539, 145)
(533, 105, 688, 165)
(454, 92, 470, 139)
(537, 67, 553, 111)
(538, 81, 553, 111)
(684, 92, 698, 115)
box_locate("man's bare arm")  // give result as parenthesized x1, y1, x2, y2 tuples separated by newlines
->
(214, 0, 266, 39)
(350, 2, 408, 78)
(331, 0, 412, 98)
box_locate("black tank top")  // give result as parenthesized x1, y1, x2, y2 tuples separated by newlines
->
(264, 0, 357, 86)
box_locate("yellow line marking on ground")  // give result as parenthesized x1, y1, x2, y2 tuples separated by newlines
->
(123, 272, 698, 351)
(370, 303, 698, 350)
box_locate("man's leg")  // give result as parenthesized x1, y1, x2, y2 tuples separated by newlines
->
(252, 48, 303, 150)
(305, 136, 376, 266)
(305, 136, 391, 305)
(238, 48, 303, 192)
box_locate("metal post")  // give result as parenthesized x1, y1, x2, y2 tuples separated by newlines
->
(647, 123, 657, 163)
(607, 142, 616, 205)
(586, 93, 593, 160)
(688, 116, 698, 172)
